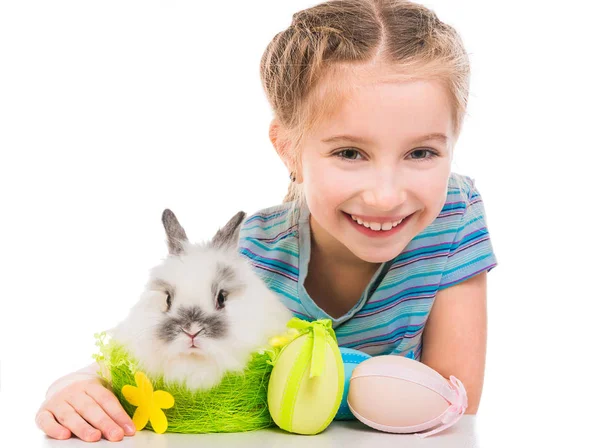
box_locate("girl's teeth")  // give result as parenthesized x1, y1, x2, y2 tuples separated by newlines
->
(350, 214, 403, 231)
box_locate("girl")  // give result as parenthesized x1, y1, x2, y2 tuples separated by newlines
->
(36, 0, 497, 441)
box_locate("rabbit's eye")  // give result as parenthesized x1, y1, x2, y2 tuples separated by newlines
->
(166, 292, 172, 311)
(216, 289, 228, 310)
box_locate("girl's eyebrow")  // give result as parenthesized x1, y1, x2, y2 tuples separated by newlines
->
(321, 133, 449, 145)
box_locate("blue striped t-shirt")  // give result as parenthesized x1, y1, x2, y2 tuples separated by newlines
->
(237, 172, 498, 360)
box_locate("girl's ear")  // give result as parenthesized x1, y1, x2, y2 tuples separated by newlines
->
(269, 118, 303, 183)
(269, 118, 289, 162)
(212, 211, 247, 250)
(162, 209, 189, 255)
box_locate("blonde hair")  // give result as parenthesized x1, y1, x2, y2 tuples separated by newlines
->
(259, 0, 470, 219)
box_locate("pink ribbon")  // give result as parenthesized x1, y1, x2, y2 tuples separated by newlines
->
(415, 375, 468, 438)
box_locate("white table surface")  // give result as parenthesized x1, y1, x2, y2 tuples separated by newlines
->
(29, 418, 480, 448)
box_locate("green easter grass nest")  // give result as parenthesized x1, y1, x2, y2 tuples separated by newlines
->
(92, 332, 278, 433)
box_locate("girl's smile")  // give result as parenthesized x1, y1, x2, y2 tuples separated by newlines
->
(342, 210, 416, 238)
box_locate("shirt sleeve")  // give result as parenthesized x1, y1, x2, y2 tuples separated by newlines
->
(439, 177, 498, 290)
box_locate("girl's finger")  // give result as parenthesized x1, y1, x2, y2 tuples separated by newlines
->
(86, 382, 136, 436)
(65, 391, 125, 441)
(35, 408, 71, 440)
(47, 400, 102, 442)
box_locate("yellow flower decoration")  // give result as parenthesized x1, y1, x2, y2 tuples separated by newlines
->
(268, 328, 300, 348)
(122, 371, 174, 434)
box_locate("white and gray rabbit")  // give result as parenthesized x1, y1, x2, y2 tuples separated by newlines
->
(106, 209, 292, 391)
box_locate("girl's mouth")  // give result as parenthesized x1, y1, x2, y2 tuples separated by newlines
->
(343, 211, 414, 237)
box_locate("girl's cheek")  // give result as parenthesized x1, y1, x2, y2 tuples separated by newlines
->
(425, 170, 452, 215)
(305, 158, 351, 191)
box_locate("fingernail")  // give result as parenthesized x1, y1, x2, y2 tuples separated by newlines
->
(86, 429, 99, 440)
(110, 429, 122, 439)
(124, 424, 136, 435)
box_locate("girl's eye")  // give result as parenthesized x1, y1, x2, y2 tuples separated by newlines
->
(334, 148, 438, 162)
(410, 149, 438, 161)
(334, 148, 363, 161)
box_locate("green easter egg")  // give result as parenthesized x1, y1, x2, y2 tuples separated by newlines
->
(267, 319, 344, 435)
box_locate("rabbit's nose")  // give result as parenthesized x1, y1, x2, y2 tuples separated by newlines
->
(182, 329, 203, 339)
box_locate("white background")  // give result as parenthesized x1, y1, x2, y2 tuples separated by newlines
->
(1, 0, 598, 445)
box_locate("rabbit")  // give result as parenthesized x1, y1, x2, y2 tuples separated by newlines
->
(106, 209, 293, 391)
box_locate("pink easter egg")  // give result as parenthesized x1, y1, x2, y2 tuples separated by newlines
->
(347, 355, 468, 437)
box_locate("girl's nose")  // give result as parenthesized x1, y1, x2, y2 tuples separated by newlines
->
(362, 172, 408, 211)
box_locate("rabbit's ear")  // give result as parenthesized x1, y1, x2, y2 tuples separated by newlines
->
(162, 209, 189, 255)
(212, 211, 246, 250)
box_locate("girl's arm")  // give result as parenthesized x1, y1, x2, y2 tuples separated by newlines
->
(46, 362, 106, 399)
(420, 271, 488, 414)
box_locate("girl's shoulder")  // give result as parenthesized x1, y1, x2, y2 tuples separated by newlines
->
(447, 171, 478, 203)
(238, 201, 299, 243)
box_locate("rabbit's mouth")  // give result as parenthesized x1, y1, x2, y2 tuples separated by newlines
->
(170, 341, 208, 358)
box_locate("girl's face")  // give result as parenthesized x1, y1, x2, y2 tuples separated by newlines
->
(298, 74, 454, 265)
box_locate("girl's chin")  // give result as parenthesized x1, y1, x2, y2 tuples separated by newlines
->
(347, 246, 404, 264)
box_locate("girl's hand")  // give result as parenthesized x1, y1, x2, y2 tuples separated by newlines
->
(35, 378, 136, 442)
